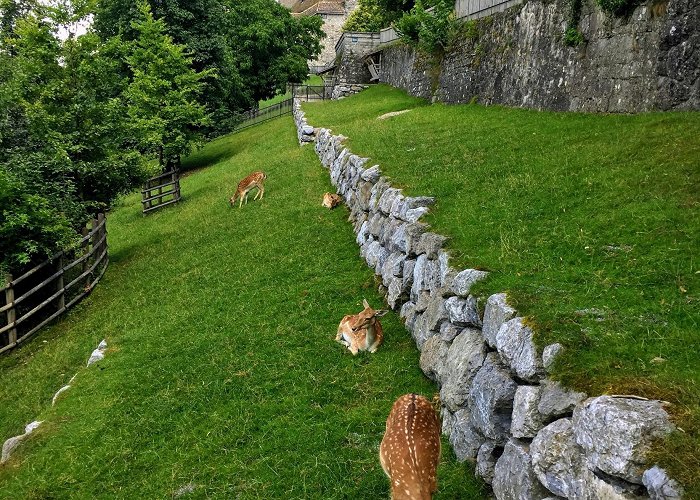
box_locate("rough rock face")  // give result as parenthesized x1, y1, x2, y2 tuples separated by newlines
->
(1, 421, 42, 464)
(445, 295, 481, 327)
(573, 396, 675, 484)
(419, 336, 450, 383)
(538, 380, 587, 421)
(510, 385, 544, 438)
(531, 418, 587, 498)
(493, 440, 551, 500)
(380, 0, 699, 113)
(482, 293, 517, 348)
(643, 466, 684, 500)
(495, 318, 544, 382)
(440, 328, 487, 412)
(476, 441, 503, 485)
(449, 409, 485, 461)
(468, 353, 518, 441)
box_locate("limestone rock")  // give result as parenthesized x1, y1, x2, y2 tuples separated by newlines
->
(419, 336, 450, 383)
(511, 385, 545, 438)
(495, 318, 544, 382)
(441, 407, 456, 438)
(449, 409, 485, 461)
(467, 353, 517, 441)
(360, 165, 381, 183)
(476, 441, 502, 485)
(444, 295, 482, 328)
(387, 277, 408, 310)
(363, 240, 383, 269)
(416, 232, 448, 259)
(439, 322, 462, 342)
(441, 328, 487, 412)
(493, 439, 551, 500)
(543, 343, 565, 371)
(572, 396, 675, 484)
(52, 384, 71, 406)
(1, 421, 42, 464)
(482, 293, 517, 348)
(531, 418, 586, 498)
(538, 380, 587, 421)
(642, 466, 683, 500)
(449, 269, 489, 297)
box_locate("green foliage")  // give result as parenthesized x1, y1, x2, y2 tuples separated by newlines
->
(596, 0, 636, 13)
(0, 117, 487, 499)
(0, 2, 148, 273)
(94, 0, 324, 135)
(563, 26, 585, 46)
(343, 0, 388, 32)
(395, 0, 458, 54)
(124, 1, 211, 169)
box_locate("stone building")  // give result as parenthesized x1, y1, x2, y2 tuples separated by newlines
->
(281, 0, 358, 68)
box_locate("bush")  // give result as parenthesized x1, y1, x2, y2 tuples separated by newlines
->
(563, 26, 585, 46)
(596, 0, 636, 13)
(343, 0, 388, 32)
(395, 0, 458, 54)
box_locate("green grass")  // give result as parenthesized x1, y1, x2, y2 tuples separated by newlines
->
(258, 75, 325, 107)
(302, 85, 700, 494)
(0, 116, 486, 498)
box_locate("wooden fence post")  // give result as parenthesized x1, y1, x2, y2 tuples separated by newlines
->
(4, 274, 16, 345)
(56, 254, 65, 311)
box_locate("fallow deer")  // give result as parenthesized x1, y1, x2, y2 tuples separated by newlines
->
(229, 171, 267, 208)
(380, 394, 441, 500)
(335, 299, 387, 355)
(322, 192, 342, 209)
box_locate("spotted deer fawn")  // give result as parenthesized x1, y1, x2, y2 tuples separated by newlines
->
(229, 171, 266, 208)
(380, 394, 441, 500)
(335, 299, 387, 355)
(322, 192, 342, 209)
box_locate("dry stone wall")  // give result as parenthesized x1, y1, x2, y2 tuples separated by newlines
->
(293, 98, 684, 499)
(379, 0, 699, 112)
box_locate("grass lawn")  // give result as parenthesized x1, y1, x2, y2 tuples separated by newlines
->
(302, 85, 700, 494)
(0, 116, 486, 498)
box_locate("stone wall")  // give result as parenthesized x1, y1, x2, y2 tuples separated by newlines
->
(292, 100, 684, 499)
(335, 32, 381, 84)
(379, 0, 699, 112)
(313, 14, 347, 68)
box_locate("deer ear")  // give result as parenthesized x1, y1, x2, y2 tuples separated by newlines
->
(362, 298, 370, 309)
(375, 309, 389, 317)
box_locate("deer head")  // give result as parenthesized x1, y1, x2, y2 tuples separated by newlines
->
(349, 299, 388, 332)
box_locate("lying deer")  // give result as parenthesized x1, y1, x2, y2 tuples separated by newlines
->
(229, 171, 266, 208)
(335, 299, 387, 355)
(380, 394, 441, 500)
(322, 192, 342, 209)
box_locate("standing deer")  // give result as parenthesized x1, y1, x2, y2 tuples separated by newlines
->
(229, 171, 267, 208)
(322, 192, 342, 209)
(335, 299, 387, 355)
(380, 394, 441, 500)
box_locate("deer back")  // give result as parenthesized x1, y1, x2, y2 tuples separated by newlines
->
(380, 394, 441, 500)
(236, 171, 266, 194)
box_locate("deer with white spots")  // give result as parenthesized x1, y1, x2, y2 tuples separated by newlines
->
(335, 299, 387, 355)
(380, 394, 441, 500)
(229, 171, 266, 208)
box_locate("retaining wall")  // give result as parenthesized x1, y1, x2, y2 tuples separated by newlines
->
(379, 0, 699, 112)
(292, 98, 683, 499)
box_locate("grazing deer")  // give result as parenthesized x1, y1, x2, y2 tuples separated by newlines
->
(380, 394, 441, 500)
(335, 299, 388, 355)
(322, 192, 342, 209)
(229, 171, 267, 208)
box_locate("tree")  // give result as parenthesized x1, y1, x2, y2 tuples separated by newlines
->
(94, 0, 324, 134)
(123, 1, 211, 170)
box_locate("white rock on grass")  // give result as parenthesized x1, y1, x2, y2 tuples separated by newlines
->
(87, 339, 108, 366)
(52, 385, 72, 406)
(643, 466, 684, 500)
(572, 396, 675, 484)
(1, 421, 43, 464)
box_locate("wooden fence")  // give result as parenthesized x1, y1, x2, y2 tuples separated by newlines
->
(1, 214, 108, 355)
(142, 170, 181, 215)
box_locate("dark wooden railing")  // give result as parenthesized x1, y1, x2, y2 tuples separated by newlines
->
(142, 170, 181, 214)
(1, 214, 108, 355)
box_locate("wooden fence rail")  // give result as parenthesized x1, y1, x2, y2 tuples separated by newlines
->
(0, 214, 109, 355)
(142, 170, 181, 214)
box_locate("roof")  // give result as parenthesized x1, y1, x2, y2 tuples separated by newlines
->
(288, 0, 345, 15)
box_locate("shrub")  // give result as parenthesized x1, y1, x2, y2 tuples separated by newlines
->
(395, 0, 458, 54)
(563, 26, 585, 46)
(596, 0, 636, 13)
(343, 0, 388, 32)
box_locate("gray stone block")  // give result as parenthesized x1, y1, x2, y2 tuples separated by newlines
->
(468, 353, 518, 441)
(444, 295, 482, 328)
(511, 385, 545, 439)
(482, 293, 517, 348)
(493, 439, 551, 500)
(441, 328, 487, 412)
(495, 317, 544, 382)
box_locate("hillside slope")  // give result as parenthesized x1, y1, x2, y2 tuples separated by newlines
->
(0, 117, 485, 498)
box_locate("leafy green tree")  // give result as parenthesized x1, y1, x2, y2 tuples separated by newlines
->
(124, 1, 211, 170)
(94, 0, 323, 134)
(343, 0, 388, 32)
